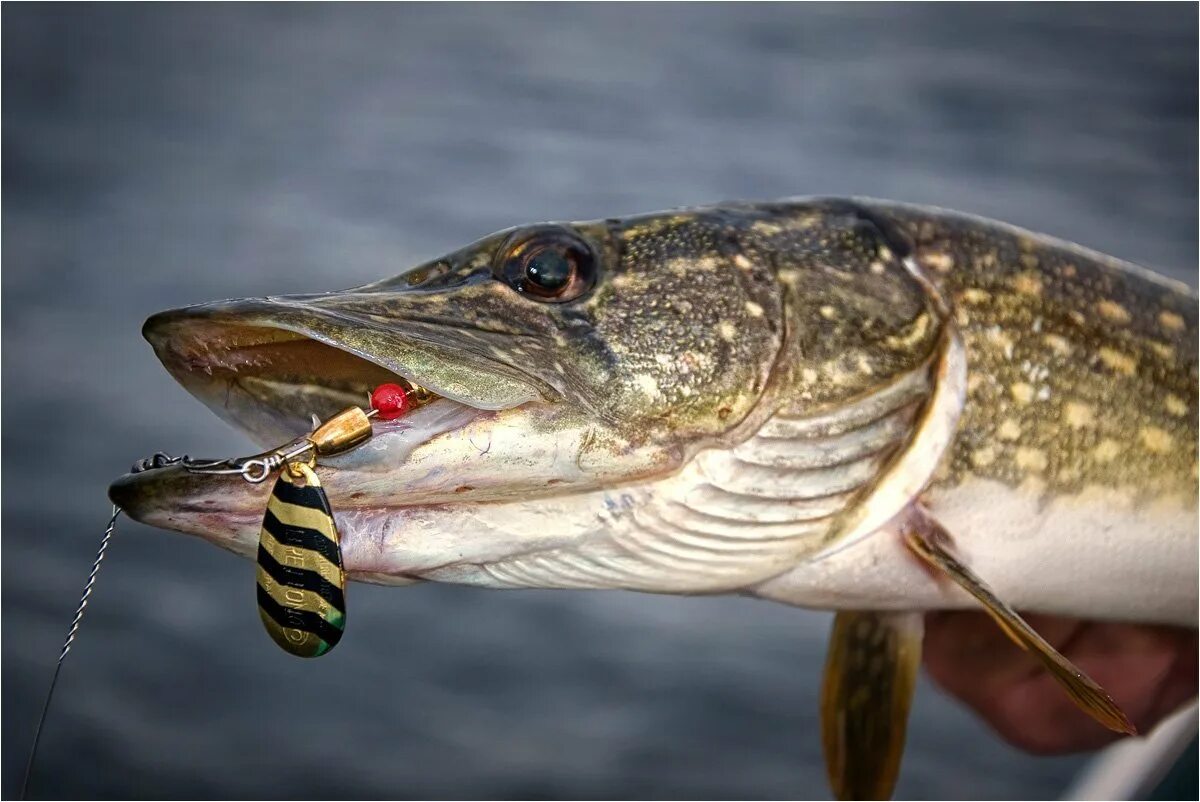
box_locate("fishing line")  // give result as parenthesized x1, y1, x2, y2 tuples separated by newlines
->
(21, 505, 123, 799)
(22, 381, 424, 796)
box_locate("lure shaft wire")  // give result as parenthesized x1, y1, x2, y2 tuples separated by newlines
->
(21, 505, 122, 800)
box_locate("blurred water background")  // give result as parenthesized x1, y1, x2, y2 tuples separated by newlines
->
(3, 4, 1196, 799)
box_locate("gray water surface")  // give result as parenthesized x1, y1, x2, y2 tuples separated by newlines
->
(3, 4, 1197, 799)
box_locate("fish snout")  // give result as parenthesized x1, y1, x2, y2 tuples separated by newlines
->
(108, 463, 265, 555)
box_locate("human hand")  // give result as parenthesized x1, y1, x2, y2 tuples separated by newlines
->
(923, 611, 1197, 754)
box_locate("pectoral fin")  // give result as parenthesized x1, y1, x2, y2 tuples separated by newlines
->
(901, 509, 1135, 735)
(821, 610, 923, 801)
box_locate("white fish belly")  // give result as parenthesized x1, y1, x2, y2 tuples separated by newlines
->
(755, 477, 1199, 627)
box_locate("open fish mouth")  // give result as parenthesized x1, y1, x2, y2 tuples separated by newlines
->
(139, 295, 549, 447)
(107, 294, 559, 563)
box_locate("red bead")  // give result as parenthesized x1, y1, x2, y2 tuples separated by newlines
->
(370, 383, 411, 420)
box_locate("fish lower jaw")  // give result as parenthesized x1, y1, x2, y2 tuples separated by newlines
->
(137, 494, 565, 587)
(142, 503, 434, 581)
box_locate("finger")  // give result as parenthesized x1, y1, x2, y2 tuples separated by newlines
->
(973, 622, 1191, 754)
(922, 611, 1084, 704)
(1143, 627, 1197, 727)
(923, 611, 1090, 752)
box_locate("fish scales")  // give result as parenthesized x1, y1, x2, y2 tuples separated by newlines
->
(879, 200, 1198, 503)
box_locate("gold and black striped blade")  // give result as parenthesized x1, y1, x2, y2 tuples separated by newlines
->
(256, 462, 346, 658)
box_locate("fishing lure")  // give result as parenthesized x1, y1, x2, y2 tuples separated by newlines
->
(183, 381, 419, 656)
(22, 382, 421, 795)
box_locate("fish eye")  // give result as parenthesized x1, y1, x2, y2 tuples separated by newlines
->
(495, 227, 596, 302)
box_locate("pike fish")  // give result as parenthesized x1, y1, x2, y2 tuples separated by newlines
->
(109, 198, 1198, 799)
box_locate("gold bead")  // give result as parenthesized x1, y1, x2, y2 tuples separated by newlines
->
(308, 407, 373, 456)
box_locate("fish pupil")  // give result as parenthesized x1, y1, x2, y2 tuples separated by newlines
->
(524, 248, 573, 292)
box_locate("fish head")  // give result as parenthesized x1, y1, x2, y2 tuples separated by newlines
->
(109, 205, 819, 583)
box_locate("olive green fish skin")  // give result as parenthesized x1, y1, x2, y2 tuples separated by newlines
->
(582, 196, 1198, 506)
(599, 196, 1197, 504)
(592, 202, 941, 439)
(867, 200, 1198, 504)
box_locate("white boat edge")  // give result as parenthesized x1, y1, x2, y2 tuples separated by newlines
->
(1062, 701, 1198, 801)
